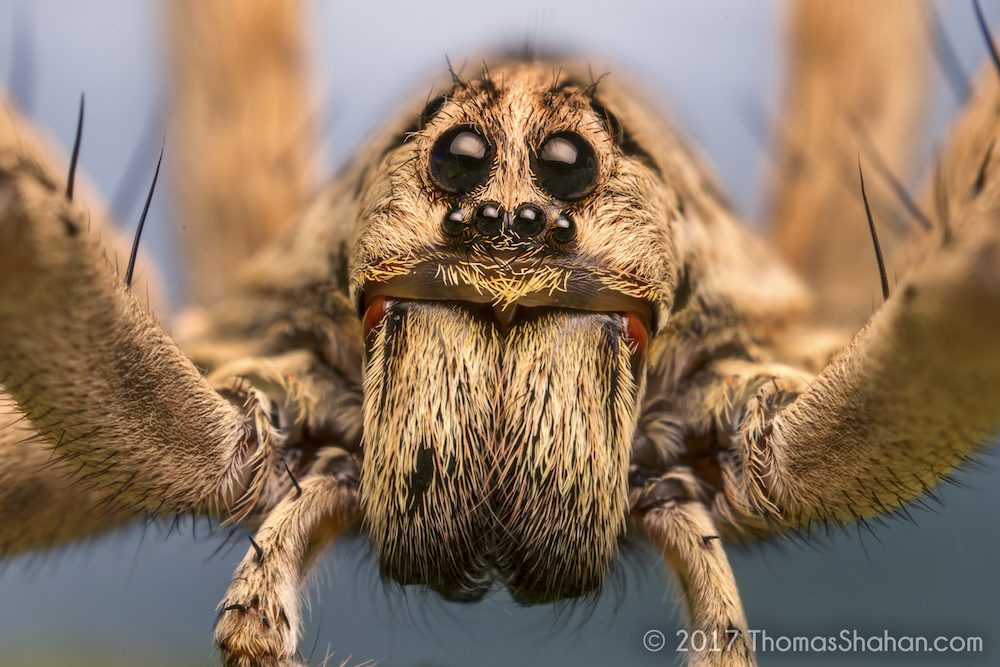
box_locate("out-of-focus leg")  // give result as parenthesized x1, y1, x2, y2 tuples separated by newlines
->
(169, 0, 316, 304)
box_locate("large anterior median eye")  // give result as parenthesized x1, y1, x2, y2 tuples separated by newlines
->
(429, 125, 494, 194)
(532, 131, 597, 200)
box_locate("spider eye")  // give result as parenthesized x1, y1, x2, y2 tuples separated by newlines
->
(533, 132, 597, 200)
(429, 126, 494, 194)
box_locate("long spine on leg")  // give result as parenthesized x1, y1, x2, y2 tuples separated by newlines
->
(738, 240, 1000, 526)
(736, 9, 1000, 527)
(0, 161, 258, 516)
(768, 0, 930, 326)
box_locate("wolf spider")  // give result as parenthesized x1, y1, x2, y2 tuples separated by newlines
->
(2, 2, 1000, 666)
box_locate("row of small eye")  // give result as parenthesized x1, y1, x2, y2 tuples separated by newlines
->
(429, 126, 598, 201)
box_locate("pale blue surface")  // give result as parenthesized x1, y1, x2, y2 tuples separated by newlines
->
(1, 2, 999, 666)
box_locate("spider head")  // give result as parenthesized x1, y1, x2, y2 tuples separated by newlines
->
(351, 59, 681, 334)
(347, 60, 684, 603)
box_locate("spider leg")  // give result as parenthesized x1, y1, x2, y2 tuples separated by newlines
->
(640, 356, 816, 540)
(728, 7, 1000, 529)
(169, 0, 315, 305)
(732, 232, 1000, 528)
(0, 152, 363, 525)
(0, 91, 266, 545)
(202, 348, 364, 518)
(0, 403, 134, 554)
(636, 473, 756, 667)
(0, 94, 165, 307)
(768, 0, 930, 327)
(654, 272, 1000, 535)
(215, 455, 360, 667)
(0, 152, 266, 519)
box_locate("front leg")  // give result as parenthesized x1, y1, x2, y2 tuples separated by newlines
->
(636, 473, 756, 667)
(0, 157, 256, 515)
(732, 231, 1000, 528)
(216, 454, 360, 667)
(0, 403, 134, 554)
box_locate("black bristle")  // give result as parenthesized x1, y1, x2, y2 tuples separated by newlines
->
(444, 55, 465, 87)
(307, 605, 324, 665)
(858, 158, 890, 302)
(281, 458, 302, 499)
(125, 145, 163, 288)
(248, 536, 264, 562)
(973, 138, 995, 198)
(851, 119, 932, 231)
(974, 0, 1000, 81)
(932, 147, 953, 246)
(66, 93, 84, 201)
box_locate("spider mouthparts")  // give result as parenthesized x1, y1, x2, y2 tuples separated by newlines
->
(622, 310, 648, 369)
(363, 290, 651, 361)
(363, 294, 392, 344)
(493, 303, 518, 332)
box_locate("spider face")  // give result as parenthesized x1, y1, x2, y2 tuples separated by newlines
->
(351, 61, 673, 325)
(5, 4, 1000, 667)
(349, 61, 673, 602)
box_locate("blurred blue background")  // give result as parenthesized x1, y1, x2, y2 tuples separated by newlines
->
(0, 1, 999, 665)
